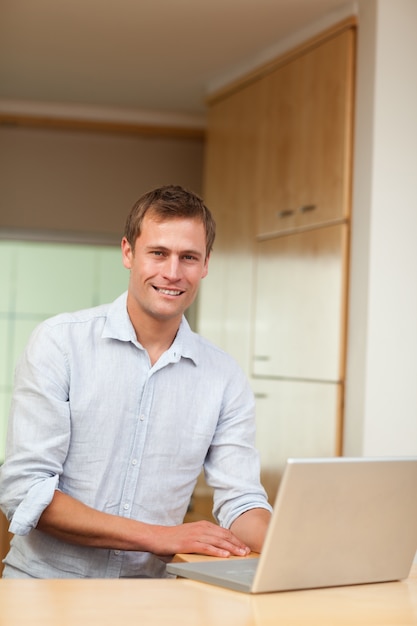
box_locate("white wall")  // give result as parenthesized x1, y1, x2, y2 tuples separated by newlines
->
(344, 0, 417, 455)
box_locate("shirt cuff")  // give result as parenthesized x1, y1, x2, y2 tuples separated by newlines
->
(9, 475, 60, 535)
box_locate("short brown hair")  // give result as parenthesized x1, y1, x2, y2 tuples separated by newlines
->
(124, 185, 216, 258)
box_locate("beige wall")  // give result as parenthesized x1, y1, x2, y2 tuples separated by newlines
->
(0, 125, 204, 242)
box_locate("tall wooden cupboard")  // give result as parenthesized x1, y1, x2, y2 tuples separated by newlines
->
(198, 19, 356, 503)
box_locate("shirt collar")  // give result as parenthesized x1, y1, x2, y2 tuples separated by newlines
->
(102, 292, 136, 343)
(171, 316, 199, 366)
(102, 292, 199, 366)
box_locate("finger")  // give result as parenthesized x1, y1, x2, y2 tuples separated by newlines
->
(196, 525, 250, 556)
(191, 540, 245, 558)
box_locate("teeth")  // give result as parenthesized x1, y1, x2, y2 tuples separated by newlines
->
(157, 288, 182, 296)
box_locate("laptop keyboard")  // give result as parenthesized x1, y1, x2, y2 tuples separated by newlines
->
(222, 561, 257, 583)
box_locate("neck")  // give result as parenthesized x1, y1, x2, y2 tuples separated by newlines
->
(127, 300, 182, 366)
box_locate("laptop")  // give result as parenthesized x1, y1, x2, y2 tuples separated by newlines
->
(167, 457, 417, 593)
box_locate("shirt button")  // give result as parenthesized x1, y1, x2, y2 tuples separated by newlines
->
(132, 459, 138, 466)
(140, 415, 145, 421)
(123, 503, 129, 511)
(114, 550, 120, 555)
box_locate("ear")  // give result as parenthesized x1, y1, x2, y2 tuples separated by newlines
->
(201, 253, 210, 279)
(121, 237, 133, 269)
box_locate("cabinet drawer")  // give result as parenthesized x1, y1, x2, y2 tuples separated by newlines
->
(252, 223, 348, 381)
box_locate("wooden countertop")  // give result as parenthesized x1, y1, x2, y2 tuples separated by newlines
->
(0, 563, 416, 625)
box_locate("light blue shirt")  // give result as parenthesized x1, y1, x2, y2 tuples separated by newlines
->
(0, 292, 271, 578)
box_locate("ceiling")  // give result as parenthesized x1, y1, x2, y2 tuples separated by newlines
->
(1, 0, 354, 121)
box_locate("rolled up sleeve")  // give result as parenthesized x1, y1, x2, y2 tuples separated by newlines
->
(8, 474, 60, 535)
(204, 368, 273, 528)
(0, 320, 71, 534)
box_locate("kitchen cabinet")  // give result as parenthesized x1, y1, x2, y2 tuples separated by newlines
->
(252, 377, 343, 503)
(252, 223, 349, 381)
(0, 510, 12, 575)
(255, 27, 355, 236)
(198, 76, 261, 373)
(199, 19, 356, 490)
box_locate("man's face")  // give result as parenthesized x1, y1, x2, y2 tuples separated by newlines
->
(122, 213, 209, 325)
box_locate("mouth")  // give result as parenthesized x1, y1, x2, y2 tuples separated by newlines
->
(153, 286, 184, 297)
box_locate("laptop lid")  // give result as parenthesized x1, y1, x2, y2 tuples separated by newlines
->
(167, 457, 417, 593)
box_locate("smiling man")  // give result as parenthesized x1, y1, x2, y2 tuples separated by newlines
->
(0, 185, 272, 579)
(121, 192, 210, 364)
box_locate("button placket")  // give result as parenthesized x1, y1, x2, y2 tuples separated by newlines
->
(117, 374, 154, 519)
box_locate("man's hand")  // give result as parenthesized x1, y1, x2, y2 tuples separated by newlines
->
(150, 520, 251, 558)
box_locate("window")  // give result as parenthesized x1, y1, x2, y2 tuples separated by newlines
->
(0, 240, 128, 461)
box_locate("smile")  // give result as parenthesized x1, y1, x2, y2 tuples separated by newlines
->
(154, 287, 184, 296)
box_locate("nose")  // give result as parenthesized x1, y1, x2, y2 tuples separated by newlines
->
(162, 255, 182, 281)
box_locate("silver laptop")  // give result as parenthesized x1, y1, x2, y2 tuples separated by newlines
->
(167, 457, 417, 593)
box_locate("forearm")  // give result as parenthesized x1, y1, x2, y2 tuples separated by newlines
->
(37, 490, 251, 558)
(37, 490, 156, 552)
(229, 508, 271, 553)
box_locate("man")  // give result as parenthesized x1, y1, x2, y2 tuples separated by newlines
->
(0, 185, 272, 578)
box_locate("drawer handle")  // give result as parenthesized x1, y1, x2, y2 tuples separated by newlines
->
(277, 209, 294, 218)
(254, 393, 268, 399)
(254, 355, 270, 361)
(299, 204, 317, 213)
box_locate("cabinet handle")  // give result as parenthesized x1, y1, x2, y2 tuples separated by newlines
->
(277, 209, 294, 218)
(254, 355, 270, 361)
(299, 204, 317, 213)
(254, 393, 268, 399)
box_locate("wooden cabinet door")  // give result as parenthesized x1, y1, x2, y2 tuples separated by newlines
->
(0, 510, 12, 575)
(252, 223, 348, 381)
(252, 377, 342, 503)
(198, 81, 262, 371)
(255, 28, 355, 236)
